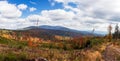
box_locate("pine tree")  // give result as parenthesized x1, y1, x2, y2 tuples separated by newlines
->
(114, 24, 119, 40)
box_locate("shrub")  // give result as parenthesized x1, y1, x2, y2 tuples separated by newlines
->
(70, 37, 105, 49)
(71, 36, 87, 49)
(89, 38, 104, 47)
(0, 52, 27, 61)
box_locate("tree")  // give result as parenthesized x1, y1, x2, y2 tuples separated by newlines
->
(92, 28, 95, 37)
(108, 24, 112, 41)
(72, 36, 85, 49)
(113, 24, 119, 40)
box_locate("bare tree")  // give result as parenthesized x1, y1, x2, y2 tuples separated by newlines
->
(92, 28, 95, 37)
(108, 24, 112, 41)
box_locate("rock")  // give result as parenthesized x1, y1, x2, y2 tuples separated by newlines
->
(26, 57, 48, 61)
(35, 57, 48, 61)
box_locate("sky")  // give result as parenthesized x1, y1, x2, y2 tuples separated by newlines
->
(0, 0, 120, 32)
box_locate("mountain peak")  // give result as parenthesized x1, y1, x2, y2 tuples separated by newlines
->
(39, 25, 71, 31)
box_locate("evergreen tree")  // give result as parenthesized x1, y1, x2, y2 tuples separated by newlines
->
(113, 24, 119, 40)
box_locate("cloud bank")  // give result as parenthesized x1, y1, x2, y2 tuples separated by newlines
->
(0, 0, 120, 32)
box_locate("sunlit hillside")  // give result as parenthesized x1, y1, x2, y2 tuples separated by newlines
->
(1, 0, 120, 61)
(0, 24, 120, 61)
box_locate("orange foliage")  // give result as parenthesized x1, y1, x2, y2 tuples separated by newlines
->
(73, 36, 84, 45)
(28, 40, 33, 47)
(71, 36, 88, 48)
(28, 40, 38, 47)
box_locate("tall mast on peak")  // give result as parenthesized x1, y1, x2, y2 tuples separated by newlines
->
(36, 19, 39, 29)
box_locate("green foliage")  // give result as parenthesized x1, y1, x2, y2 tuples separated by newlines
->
(89, 38, 104, 47)
(0, 36, 11, 44)
(40, 42, 73, 50)
(0, 36, 27, 49)
(0, 52, 27, 61)
(69, 37, 105, 49)
(0, 36, 106, 61)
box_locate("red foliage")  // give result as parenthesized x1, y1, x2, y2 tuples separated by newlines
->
(73, 36, 84, 45)
(28, 40, 33, 47)
(28, 40, 38, 47)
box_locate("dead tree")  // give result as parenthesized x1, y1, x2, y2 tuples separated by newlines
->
(92, 28, 95, 37)
(108, 24, 112, 41)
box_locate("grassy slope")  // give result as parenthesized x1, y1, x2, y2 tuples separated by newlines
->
(0, 36, 106, 61)
(1, 36, 120, 61)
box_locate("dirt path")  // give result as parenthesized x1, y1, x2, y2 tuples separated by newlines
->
(103, 43, 120, 61)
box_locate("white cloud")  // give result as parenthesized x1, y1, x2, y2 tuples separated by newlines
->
(18, 4, 27, 10)
(51, 2, 55, 6)
(29, 7, 36, 12)
(0, 1, 22, 18)
(51, 0, 120, 32)
(48, 0, 55, 6)
(1, 0, 120, 32)
(23, 9, 76, 29)
(54, 0, 120, 18)
(0, 16, 26, 29)
(41, 9, 75, 21)
(26, 14, 51, 25)
(0, 1, 24, 29)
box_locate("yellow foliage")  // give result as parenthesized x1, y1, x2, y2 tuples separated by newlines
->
(55, 35, 72, 40)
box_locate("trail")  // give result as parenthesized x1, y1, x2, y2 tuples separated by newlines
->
(103, 43, 120, 61)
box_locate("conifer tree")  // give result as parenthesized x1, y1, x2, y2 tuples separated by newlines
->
(114, 24, 119, 40)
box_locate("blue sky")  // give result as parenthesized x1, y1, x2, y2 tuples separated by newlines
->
(0, 0, 120, 32)
(8, 0, 63, 18)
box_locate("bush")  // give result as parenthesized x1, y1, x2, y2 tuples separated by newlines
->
(0, 52, 27, 61)
(71, 36, 87, 49)
(70, 37, 105, 49)
(0, 36, 10, 44)
(40, 42, 73, 50)
(89, 38, 104, 47)
(0, 36, 28, 49)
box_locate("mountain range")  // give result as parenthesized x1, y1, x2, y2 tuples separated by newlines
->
(0, 25, 106, 41)
(21, 25, 105, 36)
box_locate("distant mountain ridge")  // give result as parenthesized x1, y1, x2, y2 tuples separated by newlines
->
(0, 25, 105, 41)
(21, 25, 105, 36)
(24, 25, 88, 33)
